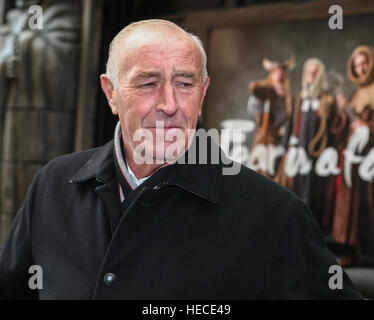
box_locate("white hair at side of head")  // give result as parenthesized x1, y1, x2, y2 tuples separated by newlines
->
(188, 33, 208, 84)
(105, 19, 208, 89)
(301, 57, 328, 99)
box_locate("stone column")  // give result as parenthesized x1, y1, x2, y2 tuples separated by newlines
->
(0, 0, 82, 243)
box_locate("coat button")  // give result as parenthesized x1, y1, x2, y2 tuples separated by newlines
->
(96, 177, 103, 184)
(103, 273, 117, 286)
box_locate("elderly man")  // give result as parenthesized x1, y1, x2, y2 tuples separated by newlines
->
(0, 19, 363, 299)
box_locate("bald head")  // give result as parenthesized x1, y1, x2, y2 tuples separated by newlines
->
(106, 19, 208, 88)
(100, 19, 210, 179)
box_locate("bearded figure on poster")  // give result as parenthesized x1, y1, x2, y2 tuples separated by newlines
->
(286, 58, 337, 235)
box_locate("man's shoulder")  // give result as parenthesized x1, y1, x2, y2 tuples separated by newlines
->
(44, 146, 101, 171)
(37, 141, 113, 183)
(218, 164, 315, 251)
(50, 146, 101, 165)
(221, 163, 297, 214)
(226, 163, 295, 199)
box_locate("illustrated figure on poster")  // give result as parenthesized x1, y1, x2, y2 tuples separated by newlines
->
(331, 45, 374, 267)
(286, 58, 337, 234)
(247, 56, 295, 177)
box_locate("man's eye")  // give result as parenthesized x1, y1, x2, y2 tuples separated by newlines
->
(141, 82, 157, 87)
(177, 82, 193, 88)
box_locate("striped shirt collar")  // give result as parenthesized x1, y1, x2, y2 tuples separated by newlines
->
(113, 121, 150, 190)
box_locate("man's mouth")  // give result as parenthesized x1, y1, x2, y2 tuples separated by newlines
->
(146, 125, 184, 131)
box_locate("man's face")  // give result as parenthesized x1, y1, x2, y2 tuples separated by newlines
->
(353, 53, 369, 80)
(102, 29, 209, 163)
(305, 63, 320, 84)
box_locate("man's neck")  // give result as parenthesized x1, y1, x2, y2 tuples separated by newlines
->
(125, 157, 167, 181)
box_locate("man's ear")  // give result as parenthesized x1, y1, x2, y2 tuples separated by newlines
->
(199, 76, 210, 117)
(100, 74, 118, 115)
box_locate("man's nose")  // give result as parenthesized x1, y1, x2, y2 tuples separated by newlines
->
(155, 81, 178, 116)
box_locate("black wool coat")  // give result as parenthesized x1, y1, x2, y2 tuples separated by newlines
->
(0, 137, 363, 299)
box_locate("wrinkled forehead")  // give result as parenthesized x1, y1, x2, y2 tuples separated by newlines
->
(117, 28, 202, 75)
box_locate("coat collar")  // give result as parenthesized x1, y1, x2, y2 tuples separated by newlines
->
(166, 161, 222, 204)
(69, 140, 115, 184)
(69, 127, 227, 204)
